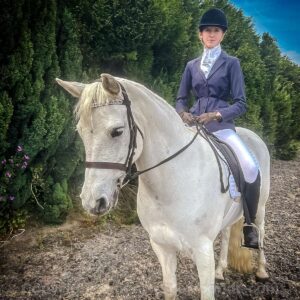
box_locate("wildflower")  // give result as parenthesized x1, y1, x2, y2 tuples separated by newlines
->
(1, 159, 6, 165)
(5, 171, 12, 178)
(21, 161, 28, 169)
(17, 145, 23, 152)
(24, 154, 30, 161)
(9, 159, 14, 164)
(9, 195, 15, 201)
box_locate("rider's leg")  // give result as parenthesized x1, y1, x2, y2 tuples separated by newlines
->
(213, 129, 260, 249)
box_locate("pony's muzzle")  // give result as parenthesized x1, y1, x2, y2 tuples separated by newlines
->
(92, 196, 109, 215)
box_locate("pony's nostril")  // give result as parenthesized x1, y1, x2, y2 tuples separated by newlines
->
(117, 178, 122, 188)
(95, 197, 108, 214)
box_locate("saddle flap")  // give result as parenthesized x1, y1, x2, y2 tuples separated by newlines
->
(209, 134, 246, 194)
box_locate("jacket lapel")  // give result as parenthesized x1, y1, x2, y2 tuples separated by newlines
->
(207, 51, 227, 79)
(195, 56, 206, 81)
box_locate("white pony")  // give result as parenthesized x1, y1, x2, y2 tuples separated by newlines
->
(56, 74, 270, 300)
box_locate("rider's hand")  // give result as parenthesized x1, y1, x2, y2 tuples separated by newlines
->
(196, 112, 222, 124)
(179, 112, 194, 126)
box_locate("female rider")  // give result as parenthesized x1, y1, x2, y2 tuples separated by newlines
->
(176, 8, 260, 249)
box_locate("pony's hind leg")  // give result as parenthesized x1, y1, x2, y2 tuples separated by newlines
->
(215, 226, 231, 280)
(150, 239, 177, 300)
(255, 207, 269, 281)
(194, 239, 215, 300)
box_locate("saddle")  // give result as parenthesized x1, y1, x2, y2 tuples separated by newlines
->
(205, 130, 246, 198)
(186, 124, 246, 195)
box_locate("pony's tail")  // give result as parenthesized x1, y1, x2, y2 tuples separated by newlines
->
(228, 218, 253, 273)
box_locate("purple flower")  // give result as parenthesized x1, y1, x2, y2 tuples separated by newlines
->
(21, 162, 28, 169)
(24, 154, 30, 161)
(5, 171, 12, 178)
(17, 145, 23, 152)
(9, 195, 15, 201)
(1, 159, 6, 165)
(9, 159, 14, 164)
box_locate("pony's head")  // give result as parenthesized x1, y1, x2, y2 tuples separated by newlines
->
(56, 74, 140, 216)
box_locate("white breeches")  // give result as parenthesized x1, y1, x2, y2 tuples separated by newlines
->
(213, 129, 259, 183)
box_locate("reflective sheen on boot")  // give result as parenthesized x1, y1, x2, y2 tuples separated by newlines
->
(243, 226, 259, 249)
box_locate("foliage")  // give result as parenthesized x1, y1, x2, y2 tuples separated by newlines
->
(41, 180, 73, 224)
(0, 0, 299, 231)
(0, 92, 13, 155)
(0, 146, 30, 234)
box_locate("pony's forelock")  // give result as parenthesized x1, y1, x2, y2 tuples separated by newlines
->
(74, 82, 121, 124)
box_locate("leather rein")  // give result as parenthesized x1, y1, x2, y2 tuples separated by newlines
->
(85, 82, 229, 192)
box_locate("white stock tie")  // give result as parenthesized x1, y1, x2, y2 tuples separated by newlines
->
(202, 52, 213, 78)
(200, 45, 221, 78)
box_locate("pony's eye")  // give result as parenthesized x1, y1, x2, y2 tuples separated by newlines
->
(111, 127, 124, 138)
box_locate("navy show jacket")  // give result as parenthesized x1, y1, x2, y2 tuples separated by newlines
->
(176, 51, 246, 132)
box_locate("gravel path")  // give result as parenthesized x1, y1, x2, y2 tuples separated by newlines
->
(0, 159, 299, 300)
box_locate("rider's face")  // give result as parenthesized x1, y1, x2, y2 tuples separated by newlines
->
(199, 26, 225, 49)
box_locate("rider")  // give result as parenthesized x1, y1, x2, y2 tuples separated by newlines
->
(176, 8, 260, 249)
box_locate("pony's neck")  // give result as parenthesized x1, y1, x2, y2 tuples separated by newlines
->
(121, 79, 194, 170)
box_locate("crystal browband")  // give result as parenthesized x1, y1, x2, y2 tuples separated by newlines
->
(91, 98, 124, 108)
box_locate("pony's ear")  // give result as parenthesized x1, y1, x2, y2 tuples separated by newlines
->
(101, 73, 120, 95)
(55, 78, 85, 98)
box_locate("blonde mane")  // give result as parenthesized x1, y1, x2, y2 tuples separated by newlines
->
(74, 78, 180, 127)
(74, 81, 123, 124)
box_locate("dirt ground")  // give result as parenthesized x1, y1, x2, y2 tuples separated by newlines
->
(0, 159, 299, 300)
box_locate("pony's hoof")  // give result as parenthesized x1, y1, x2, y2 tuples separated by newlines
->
(255, 275, 269, 283)
(215, 273, 225, 281)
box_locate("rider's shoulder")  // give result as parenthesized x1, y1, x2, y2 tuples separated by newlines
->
(186, 57, 201, 68)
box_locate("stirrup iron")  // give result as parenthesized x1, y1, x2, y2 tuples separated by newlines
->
(240, 223, 261, 250)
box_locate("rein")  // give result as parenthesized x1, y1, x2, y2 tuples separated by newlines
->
(127, 121, 202, 181)
(85, 82, 229, 193)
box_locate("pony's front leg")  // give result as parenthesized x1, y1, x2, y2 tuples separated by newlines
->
(215, 227, 231, 280)
(150, 239, 177, 300)
(194, 239, 215, 300)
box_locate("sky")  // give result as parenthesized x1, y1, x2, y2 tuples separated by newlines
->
(229, 0, 300, 65)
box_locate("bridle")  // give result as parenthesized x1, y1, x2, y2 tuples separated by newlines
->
(85, 83, 139, 177)
(85, 82, 229, 192)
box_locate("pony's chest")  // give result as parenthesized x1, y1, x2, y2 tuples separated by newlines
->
(146, 222, 194, 256)
(138, 204, 196, 256)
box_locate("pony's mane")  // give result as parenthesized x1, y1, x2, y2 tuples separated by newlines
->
(124, 79, 179, 119)
(74, 78, 179, 124)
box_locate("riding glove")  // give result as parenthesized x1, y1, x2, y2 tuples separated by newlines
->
(179, 112, 195, 126)
(196, 112, 222, 124)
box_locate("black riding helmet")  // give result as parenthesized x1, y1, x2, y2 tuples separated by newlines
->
(199, 8, 228, 32)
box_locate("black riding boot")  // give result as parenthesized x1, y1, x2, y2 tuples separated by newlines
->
(243, 172, 261, 249)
